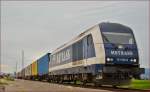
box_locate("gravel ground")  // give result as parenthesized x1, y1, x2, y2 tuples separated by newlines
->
(2, 79, 146, 92)
(0, 86, 5, 92)
(4, 79, 111, 92)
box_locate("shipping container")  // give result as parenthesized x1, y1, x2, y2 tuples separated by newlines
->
(21, 68, 25, 78)
(38, 53, 50, 76)
(17, 71, 22, 78)
(31, 61, 38, 76)
(25, 65, 32, 77)
(19, 72, 22, 77)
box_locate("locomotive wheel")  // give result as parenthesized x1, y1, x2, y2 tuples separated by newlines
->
(94, 82, 101, 87)
(82, 81, 87, 86)
(59, 80, 63, 84)
(73, 80, 77, 84)
(112, 85, 117, 88)
(94, 82, 98, 87)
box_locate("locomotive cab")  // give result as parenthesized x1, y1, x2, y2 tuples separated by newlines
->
(99, 23, 141, 85)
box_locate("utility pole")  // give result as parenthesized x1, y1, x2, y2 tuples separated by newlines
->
(15, 61, 18, 73)
(148, 7, 150, 80)
(14, 61, 18, 78)
(21, 50, 24, 78)
(22, 50, 24, 70)
(0, 34, 1, 75)
(148, 19, 150, 80)
(0, 2, 1, 75)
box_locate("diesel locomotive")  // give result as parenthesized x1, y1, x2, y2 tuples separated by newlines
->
(48, 22, 141, 86)
(17, 22, 142, 86)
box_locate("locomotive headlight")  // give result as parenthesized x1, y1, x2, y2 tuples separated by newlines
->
(130, 59, 137, 62)
(106, 58, 113, 62)
(133, 59, 137, 62)
(107, 58, 111, 61)
(130, 59, 133, 62)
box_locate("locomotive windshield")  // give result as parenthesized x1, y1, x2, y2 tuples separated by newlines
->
(100, 23, 136, 44)
(102, 32, 135, 44)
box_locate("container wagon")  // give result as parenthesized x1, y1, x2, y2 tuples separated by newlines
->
(25, 65, 32, 80)
(16, 71, 22, 79)
(37, 53, 51, 80)
(21, 68, 25, 79)
(31, 61, 38, 80)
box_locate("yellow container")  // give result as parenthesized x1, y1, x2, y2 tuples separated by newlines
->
(31, 61, 37, 76)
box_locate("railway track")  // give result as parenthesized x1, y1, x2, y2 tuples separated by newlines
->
(50, 82, 149, 92)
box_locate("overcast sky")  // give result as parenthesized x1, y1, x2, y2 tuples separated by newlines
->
(1, 1, 149, 73)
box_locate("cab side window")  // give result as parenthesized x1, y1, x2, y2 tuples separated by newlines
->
(87, 35, 96, 58)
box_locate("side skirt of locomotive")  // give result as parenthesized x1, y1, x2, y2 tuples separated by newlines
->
(47, 64, 141, 86)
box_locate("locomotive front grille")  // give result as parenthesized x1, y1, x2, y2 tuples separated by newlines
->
(103, 72, 131, 80)
(102, 66, 136, 80)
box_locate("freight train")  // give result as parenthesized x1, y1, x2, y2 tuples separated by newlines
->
(17, 22, 142, 86)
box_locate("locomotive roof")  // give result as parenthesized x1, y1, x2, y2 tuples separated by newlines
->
(52, 25, 96, 54)
(99, 22, 133, 33)
(51, 22, 133, 54)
